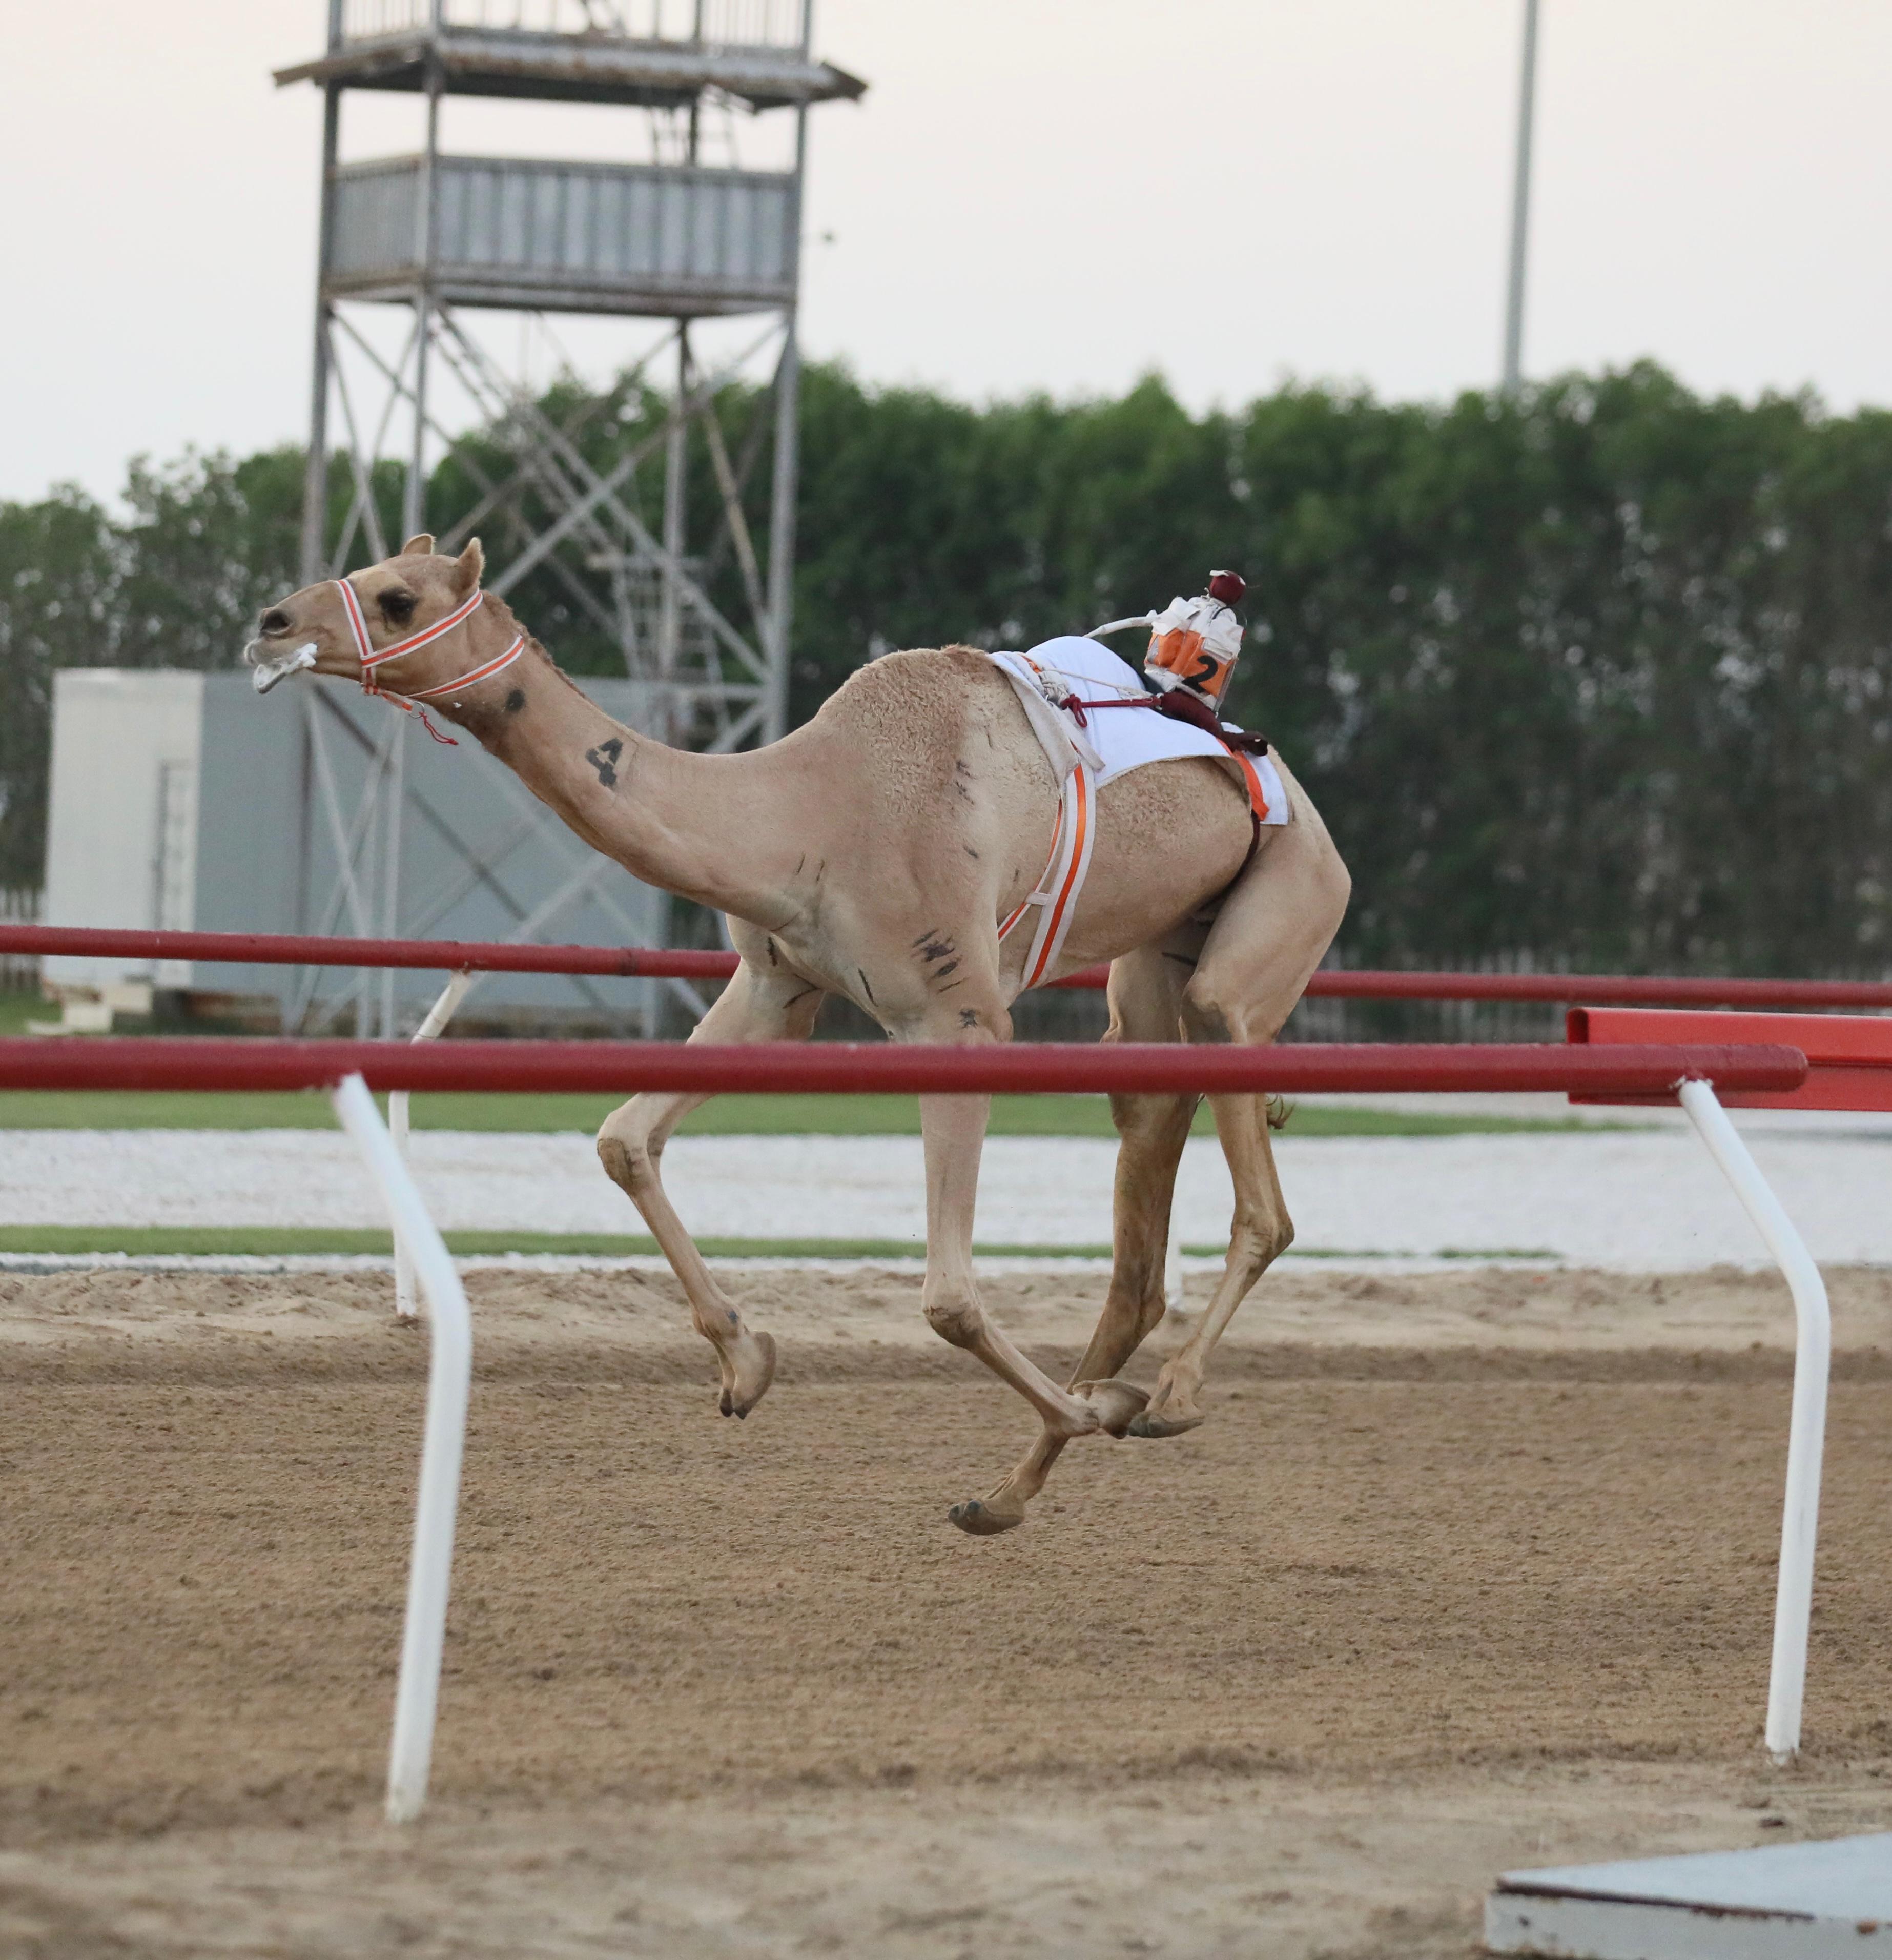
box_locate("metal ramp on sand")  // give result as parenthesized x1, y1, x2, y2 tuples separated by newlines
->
(1487, 1832, 1892, 1957)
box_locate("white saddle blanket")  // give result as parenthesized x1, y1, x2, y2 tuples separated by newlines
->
(992, 635, 1289, 823)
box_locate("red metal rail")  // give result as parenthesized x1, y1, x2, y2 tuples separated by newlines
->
(5, 924, 1888, 1009)
(1303, 970, 1892, 1009)
(0, 924, 732, 981)
(1572, 1006, 1892, 1112)
(0, 1037, 1808, 1097)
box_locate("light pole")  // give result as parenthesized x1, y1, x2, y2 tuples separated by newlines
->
(1502, 0, 1541, 398)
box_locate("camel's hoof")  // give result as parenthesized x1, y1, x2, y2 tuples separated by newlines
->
(1074, 1377, 1151, 1438)
(1126, 1405, 1205, 1439)
(947, 1496, 1024, 1537)
(717, 1330, 777, 1419)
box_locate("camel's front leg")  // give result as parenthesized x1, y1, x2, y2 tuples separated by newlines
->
(919, 1079, 1102, 1536)
(977, 1086, 1198, 1518)
(977, 943, 1199, 1521)
(596, 956, 822, 1418)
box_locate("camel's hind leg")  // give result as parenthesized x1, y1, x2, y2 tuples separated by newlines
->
(971, 941, 1200, 1523)
(1127, 1090, 1289, 1436)
(1129, 779, 1350, 1438)
(596, 951, 823, 1418)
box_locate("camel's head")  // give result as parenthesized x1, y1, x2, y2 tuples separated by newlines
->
(243, 535, 486, 696)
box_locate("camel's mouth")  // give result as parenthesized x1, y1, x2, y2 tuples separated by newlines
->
(244, 637, 319, 694)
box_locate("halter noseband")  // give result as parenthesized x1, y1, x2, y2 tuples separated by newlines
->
(333, 579, 525, 746)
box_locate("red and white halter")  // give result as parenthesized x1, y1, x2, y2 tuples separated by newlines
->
(334, 579, 524, 745)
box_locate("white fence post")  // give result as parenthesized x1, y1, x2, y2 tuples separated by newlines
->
(390, 969, 477, 1321)
(332, 1069, 472, 1822)
(1677, 1078, 1831, 1763)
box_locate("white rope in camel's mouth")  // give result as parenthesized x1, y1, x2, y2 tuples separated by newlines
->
(248, 640, 318, 693)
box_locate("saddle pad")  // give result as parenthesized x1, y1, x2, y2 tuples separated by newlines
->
(998, 635, 1289, 823)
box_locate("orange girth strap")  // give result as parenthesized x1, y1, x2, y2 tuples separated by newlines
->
(1232, 747, 1270, 824)
(997, 761, 1097, 987)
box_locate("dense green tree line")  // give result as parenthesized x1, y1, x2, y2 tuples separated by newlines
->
(4, 362, 1890, 974)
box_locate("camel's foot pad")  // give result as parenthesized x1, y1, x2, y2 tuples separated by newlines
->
(1126, 1404, 1205, 1439)
(1074, 1378, 1151, 1437)
(947, 1496, 1025, 1537)
(718, 1330, 777, 1419)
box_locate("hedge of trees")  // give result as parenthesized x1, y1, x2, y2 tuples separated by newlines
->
(4, 360, 1890, 975)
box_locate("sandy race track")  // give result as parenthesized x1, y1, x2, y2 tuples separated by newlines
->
(3, 1262, 1891, 1957)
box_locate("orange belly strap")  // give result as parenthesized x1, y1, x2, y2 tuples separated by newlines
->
(996, 760, 1098, 988)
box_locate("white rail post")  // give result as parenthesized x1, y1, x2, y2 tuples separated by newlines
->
(1677, 1078, 1831, 1763)
(332, 1070, 473, 1823)
(391, 969, 477, 1321)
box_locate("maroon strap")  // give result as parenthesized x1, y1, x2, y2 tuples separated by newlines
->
(1060, 692, 1266, 874)
(1061, 689, 1270, 755)
(1060, 693, 1160, 728)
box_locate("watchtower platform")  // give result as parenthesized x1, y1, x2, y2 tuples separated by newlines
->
(276, 16, 863, 109)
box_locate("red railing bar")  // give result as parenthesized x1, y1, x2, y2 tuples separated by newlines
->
(0, 1038, 1808, 1097)
(1300, 971, 1892, 1008)
(5, 925, 1887, 1010)
(0, 924, 728, 980)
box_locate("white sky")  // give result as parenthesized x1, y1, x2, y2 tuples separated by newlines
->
(3, 1, 1889, 505)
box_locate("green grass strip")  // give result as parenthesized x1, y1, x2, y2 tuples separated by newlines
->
(0, 1087, 1627, 1138)
(0, 1225, 1560, 1261)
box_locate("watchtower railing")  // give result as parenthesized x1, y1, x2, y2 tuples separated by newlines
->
(339, 0, 806, 48)
(328, 152, 796, 313)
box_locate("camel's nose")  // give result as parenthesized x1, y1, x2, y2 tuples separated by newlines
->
(245, 631, 320, 693)
(258, 606, 292, 636)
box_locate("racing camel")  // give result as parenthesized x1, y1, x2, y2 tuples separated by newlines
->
(246, 536, 1349, 1534)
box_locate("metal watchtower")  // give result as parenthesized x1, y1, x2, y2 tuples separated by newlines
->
(272, 2, 862, 1036)
(279, 0, 861, 751)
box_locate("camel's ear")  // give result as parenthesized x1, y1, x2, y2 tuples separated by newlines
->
(401, 532, 436, 556)
(449, 538, 484, 596)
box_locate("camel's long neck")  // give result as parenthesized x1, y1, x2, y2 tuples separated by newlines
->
(445, 639, 803, 926)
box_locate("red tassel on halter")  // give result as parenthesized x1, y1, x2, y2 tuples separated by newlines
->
(361, 673, 460, 745)
(337, 577, 522, 745)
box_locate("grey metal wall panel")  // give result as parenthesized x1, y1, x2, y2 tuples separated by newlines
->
(195, 673, 307, 939)
(176, 673, 671, 1028)
(190, 674, 313, 1008)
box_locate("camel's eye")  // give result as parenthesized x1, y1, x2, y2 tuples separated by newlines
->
(380, 589, 417, 625)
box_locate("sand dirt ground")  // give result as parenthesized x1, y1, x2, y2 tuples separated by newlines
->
(3, 1263, 1890, 1957)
